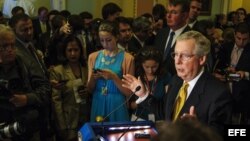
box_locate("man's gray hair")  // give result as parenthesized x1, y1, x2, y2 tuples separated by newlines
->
(0, 24, 15, 41)
(176, 31, 211, 56)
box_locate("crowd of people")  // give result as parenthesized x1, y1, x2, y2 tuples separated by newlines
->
(0, 0, 250, 141)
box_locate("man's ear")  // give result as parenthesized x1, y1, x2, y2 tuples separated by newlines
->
(199, 55, 207, 65)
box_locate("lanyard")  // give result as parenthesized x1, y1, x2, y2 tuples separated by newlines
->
(145, 75, 157, 95)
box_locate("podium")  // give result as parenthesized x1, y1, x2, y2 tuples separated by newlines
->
(78, 121, 158, 141)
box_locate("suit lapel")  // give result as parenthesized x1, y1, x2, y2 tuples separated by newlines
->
(165, 77, 182, 120)
(179, 72, 208, 116)
(167, 72, 209, 120)
(64, 65, 76, 80)
(236, 45, 250, 70)
(169, 25, 190, 52)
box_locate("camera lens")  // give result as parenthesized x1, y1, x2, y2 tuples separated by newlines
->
(0, 122, 25, 139)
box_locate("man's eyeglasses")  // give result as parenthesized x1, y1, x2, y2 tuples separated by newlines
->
(171, 52, 196, 61)
(0, 44, 16, 52)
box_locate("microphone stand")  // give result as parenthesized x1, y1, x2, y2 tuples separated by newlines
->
(99, 86, 141, 138)
(117, 101, 148, 141)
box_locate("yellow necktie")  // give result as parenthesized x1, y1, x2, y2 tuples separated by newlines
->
(173, 82, 189, 121)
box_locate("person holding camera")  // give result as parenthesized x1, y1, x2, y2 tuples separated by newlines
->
(214, 23, 250, 124)
(50, 35, 89, 141)
(0, 24, 50, 141)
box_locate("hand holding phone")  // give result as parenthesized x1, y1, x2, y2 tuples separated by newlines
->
(77, 85, 88, 98)
(93, 68, 103, 73)
(51, 79, 68, 89)
(58, 79, 69, 84)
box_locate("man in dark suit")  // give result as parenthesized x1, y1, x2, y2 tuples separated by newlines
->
(116, 16, 133, 52)
(32, 6, 50, 45)
(187, 0, 202, 29)
(127, 16, 152, 56)
(123, 31, 232, 135)
(154, 0, 191, 75)
(10, 14, 48, 77)
(215, 23, 250, 124)
(9, 14, 51, 140)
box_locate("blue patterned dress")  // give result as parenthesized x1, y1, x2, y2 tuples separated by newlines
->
(90, 49, 129, 122)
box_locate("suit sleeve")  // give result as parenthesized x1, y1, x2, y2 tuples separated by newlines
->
(26, 60, 51, 108)
(207, 85, 232, 135)
(137, 92, 167, 120)
(49, 67, 67, 130)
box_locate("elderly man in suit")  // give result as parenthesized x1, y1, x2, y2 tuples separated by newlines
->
(0, 24, 50, 141)
(122, 31, 232, 135)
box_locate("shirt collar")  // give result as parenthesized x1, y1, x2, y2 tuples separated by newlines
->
(188, 20, 197, 28)
(133, 34, 144, 47)
(172, 24, 188, 37)
(16, 37, 32, 48)
(171, 25, 188, 45)
(184, 68, 204, 98)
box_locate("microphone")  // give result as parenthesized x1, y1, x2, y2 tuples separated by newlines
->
(96, 85, 141, 122)
(117, 94, 153, 141)
(95, 86, 141, 140)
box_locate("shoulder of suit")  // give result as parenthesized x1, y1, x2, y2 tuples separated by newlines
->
(203, 72, 228, 88)
(244, 43, 250, 51)
(157, 27, 170, 35)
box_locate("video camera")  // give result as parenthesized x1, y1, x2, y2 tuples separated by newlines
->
(215, 69, 241, 82)
(0, 78, 25, 102)
(0, 122, 25, 140)
(0, 79, 24, 115)
(0, 79, 39, 140)
(0, 79, 11, 100)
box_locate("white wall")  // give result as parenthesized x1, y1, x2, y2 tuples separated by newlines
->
(1, 0, 50, 17)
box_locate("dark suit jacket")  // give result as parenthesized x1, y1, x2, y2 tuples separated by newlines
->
(36, 31, 51, 54)
(127, 35, 143, 56)
(15, 39, 48, 77)
(139, 71, 232, 134)
(32, 18, 50, 43)
(216, 42, 250, 112)
(154, 26, 191, 75)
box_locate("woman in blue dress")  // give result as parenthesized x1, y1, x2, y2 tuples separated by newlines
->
(87, 21, 135, 122)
